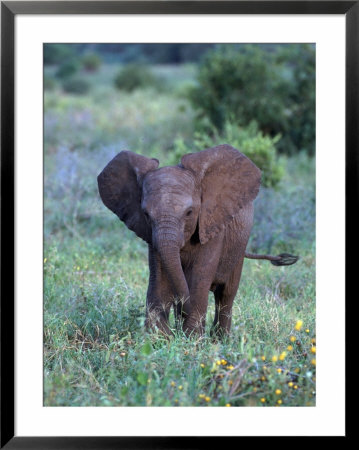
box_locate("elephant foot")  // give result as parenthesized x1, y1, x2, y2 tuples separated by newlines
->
(183, 316, 206, 338)
(145, 308, 173, 338)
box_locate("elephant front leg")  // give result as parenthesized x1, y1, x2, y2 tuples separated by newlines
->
(145, 247, 175, 336)
(146, 297, 172, 336)
(182, 288, 209, 336)
(182, 241, 222, 336)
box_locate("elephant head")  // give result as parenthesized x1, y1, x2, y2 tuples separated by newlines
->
(97, 145, 261, 307)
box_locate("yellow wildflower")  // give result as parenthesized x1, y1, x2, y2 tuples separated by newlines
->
(221, 359, 227, 366)
(288, 382, 294, 387)
(311, 346, 316, 354)
(305, 329, 310, 333)
(311, 359, 316, 366)
(198, 393, 205, 399)
(178, 385, 183, 390)
(279, 351, 287, 361)
(170, 381, 176, 387)
(44, 258, 47, 263)
(260, 397, 266, 403)
(261, 356, 266, 361)
(293, 385, 298, 390)
(216, 360, 221, 366)
(272, 355, 278, 362)
(275, 389, 282, 395)
(290, 336, 296, 342)
(200, 363, 205, 368)
(277, 368, 282, 373)
(295, 320, 303, 331)
(277, 399, 282, 405)
(311, 338, 316, 344)
(225, 403, 231, 407)
(287, 345, 293, 351)
(228, 380, 233, 386)
(227, 365, 234, 370)
(205, 396, 211, 402)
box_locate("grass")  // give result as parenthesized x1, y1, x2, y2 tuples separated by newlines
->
(44, 62, 315, 407)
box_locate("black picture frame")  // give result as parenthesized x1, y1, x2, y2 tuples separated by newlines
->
(1, 1, 354, 447)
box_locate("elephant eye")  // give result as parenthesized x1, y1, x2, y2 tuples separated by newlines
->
(143, 211, 150, 221)
(186, 209, 193, 217)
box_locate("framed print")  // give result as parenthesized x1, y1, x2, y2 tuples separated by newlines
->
(1, 1, 355, 447)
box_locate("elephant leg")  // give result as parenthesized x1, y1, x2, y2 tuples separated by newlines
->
(145, 246, 175, 335)
(211, 258, 245, 337)
(182, 286, 209, 336)
(146, 300, 172, 335)
(182, 240, 222, 336)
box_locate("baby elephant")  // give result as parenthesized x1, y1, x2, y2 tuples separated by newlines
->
(98, 145, 297, 336)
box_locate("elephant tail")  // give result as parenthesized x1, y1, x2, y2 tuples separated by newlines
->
(245, 252, 299, 266)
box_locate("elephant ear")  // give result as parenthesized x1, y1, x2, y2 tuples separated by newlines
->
(97, 151, 159, 243)
(181, 144, 261, 244)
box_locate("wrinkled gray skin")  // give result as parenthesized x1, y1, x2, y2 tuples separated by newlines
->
(98, 145, 293, 336)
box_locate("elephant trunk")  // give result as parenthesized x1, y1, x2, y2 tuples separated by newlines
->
(154, 221, 189, 305)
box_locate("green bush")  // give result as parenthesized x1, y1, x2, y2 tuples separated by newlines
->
(114, 64, 162, 92)
(44, 44, 76, 65)
(189, 44, 315, 155)
(167, 121, 285, 188)
(276, 45, 315, 156)
(56, 60, 80, 80)
(81, 52, 102, 72)
(62, 77, 90, 95)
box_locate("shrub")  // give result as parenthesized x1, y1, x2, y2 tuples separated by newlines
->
(81, 52, 102, 72)
(114, 64, 161, 92)
(44, 44, 76, 65)
(62, 77, 90, 95)
(189, 44, 315, 155)
(276, 45, 315, 155)
(168, 121, 285, 188)
(56, 60, 80, 79)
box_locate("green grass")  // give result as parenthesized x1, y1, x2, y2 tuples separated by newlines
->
(44, 63, 315, 407)
(44, 226, 315, 407)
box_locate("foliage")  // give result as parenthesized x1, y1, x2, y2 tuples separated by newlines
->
(81, 52, 102, 72)
(168, 121, 285, 188)
(250, 152, 315, 254)
(276, 45, 316, 156)
(48, 43, 216, 64)
(62, 77, 91, 95)
(114, 64, 163, 92)
(44, 44, 77, 65)
(55, 59, 81, 80)
(44, 78, 194, 154)
(189, 44, 315, 155)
